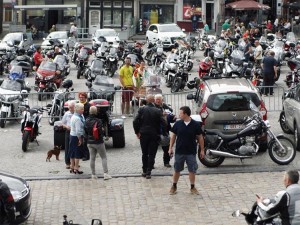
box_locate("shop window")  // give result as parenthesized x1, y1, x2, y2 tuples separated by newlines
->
(124, 1, 132, 8)
(112, 10, 122, 27)
(4, 8, 12, 22)
(183, 0, 202, 20)
(141, 5, 174, 29)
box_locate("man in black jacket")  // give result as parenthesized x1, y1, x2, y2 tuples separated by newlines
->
(133, 94, 167, 179)
(0, 179, 15, 225)
(84, 106, 112, 180)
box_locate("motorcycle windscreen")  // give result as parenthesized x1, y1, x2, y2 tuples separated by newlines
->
(206, 93, 261, 133)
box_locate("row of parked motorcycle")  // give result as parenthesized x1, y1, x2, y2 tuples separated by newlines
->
(195, 30, 300, 89)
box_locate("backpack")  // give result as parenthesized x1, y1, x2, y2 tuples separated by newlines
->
(92, 122, 99, 140)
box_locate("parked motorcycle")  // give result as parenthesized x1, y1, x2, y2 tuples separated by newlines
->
(171, 62, 190, 93)
(198, 57, 213, 78)
(232, 202, 281, 225)
(47, 79, 75, 126)
(8, 48, 32, 77)
(201, 104, 295, 167)
(76, 47, 92, 79)
(0, 67, 30, 128)
(283, 32, 297, 59)
(105, 45, 119, 77)
(21, 106, 44, 152)
(86, 58, 107, 81)
(34, 60, 64, 101)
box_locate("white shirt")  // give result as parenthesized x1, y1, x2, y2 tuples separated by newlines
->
(255, 45, 263, 60)
(284, 22, 291, 29)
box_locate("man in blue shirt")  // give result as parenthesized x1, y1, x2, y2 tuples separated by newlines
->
(168, 106, 205, 195)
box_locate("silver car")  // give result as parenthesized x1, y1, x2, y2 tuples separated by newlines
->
(41, 31, 76, 53)
(0, 32, 33, 51)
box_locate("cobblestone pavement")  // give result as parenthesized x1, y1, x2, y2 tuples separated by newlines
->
(20, 171, 289, 225)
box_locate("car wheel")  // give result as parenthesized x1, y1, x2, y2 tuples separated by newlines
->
(279, 111, 292, 134)
(294, 123, 300, 151)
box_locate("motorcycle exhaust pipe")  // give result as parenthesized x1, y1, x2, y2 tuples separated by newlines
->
(207, 149, 252, 158)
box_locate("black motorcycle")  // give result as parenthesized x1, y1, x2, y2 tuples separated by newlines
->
(47, 79, 74, 126)
(201, 111, 295, 167)
(86, 58, 107, 81)
(76, 47, 92, 79)
(105, 45, 119, 77)
(171, 62, 190, 93)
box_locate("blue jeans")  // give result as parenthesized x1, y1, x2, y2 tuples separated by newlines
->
(192, 21, 198, 31)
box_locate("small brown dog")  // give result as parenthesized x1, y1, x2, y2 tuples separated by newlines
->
(46, 146, 62, 162)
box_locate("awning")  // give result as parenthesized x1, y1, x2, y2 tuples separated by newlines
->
(14, 4, 77, 10)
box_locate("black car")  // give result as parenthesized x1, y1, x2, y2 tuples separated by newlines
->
(0, 171, 31, 224)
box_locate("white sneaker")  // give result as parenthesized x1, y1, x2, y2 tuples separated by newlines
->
(91, 175, 98, 179)
(104, 173, 112, 180)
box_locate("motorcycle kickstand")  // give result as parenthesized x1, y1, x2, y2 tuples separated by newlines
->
(35, 139, 40, 146)
(239, 158, 244, 163)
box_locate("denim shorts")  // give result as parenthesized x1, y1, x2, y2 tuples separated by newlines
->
(174, 154, 198, 173)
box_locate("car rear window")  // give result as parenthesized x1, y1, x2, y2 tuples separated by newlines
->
(207, 93, 260, 111)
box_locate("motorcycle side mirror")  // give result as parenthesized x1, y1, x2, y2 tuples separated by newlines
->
(187, 93, 195, 100)
(114, 85, 122, 90)
(232, 210, 241, 217)
(86, 81, 92, 88)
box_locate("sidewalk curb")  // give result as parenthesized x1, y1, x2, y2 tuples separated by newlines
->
(23, 166, 292, 181)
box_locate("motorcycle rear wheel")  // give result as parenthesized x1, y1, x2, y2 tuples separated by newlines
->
(199, 148, 225, 167)
(22, 130, 30, 152)
(0, 111, 6, 128)
(268, 136, 296, 165)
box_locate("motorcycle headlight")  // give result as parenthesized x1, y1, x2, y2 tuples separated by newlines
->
(45, 75, 55, 80)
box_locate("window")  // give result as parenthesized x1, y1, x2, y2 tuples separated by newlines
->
(103, 1, 111, 7)
(112, 10, 122, 27)
(113, 1, 122, 8)
(123, 11, 132, 26)
(103, 9, 111, 26)
(124, 1, 132, 8)
(89, 1, 101, 6)
(183, 0, 202, 20)
(4, 8, 12, 22)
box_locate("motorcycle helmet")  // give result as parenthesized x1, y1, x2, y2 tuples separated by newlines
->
(187, 80, 195, 89)
(62, 79, 73, 89)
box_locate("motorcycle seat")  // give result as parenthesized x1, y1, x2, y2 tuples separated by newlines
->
(205, 129, 237, 141)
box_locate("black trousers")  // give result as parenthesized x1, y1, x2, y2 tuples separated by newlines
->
(65, 131, 70, 165)
(82, 137, 90, 160)
(140, 134, 159, 174)
(263, 76, 275, 95)
(162, 145, 170, 164)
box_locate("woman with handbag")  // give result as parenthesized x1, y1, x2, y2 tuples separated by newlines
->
(84, 106, 112, 180)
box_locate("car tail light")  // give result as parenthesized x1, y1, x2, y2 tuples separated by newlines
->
(199, 103, 209, 124)
(260, 100, 267, 120)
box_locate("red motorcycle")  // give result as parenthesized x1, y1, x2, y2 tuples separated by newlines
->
(198, 58, 213, 78)
(34, 60, 63, 101)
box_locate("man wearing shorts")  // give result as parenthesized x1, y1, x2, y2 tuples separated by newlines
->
(168, 106, 205, 195)
(119, 57, 134, 117)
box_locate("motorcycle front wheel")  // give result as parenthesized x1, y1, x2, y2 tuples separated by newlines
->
(171, 78, 182, 93)
(199, 148, 225, 167)
(268, 136, 296, 165)
(48, 105, 59, 126)
(0, 111, 7, 128)
(77, 68, 82, 79)
(22, 130, 30, 152)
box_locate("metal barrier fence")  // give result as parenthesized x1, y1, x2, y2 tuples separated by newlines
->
(0, 86, 286, 121)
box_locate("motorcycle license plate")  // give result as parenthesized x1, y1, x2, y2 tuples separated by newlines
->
(224, 124, 245, 130)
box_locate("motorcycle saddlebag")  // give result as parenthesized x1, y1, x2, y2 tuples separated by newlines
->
(53, 121, 66, 150)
